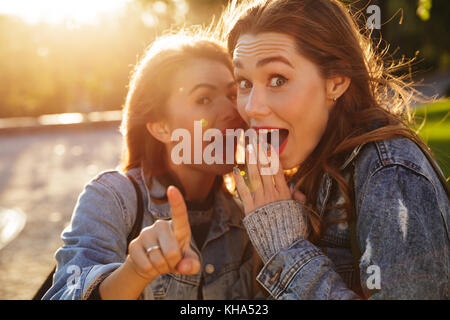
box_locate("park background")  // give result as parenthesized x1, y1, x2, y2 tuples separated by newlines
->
(0, 0, 448, 299)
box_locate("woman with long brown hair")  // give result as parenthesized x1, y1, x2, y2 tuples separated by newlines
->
(225, 0, 450, 299)
(42, 30, 257, 299)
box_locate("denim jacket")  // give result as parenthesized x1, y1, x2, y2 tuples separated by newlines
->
(42, 167, 255, 300)
(246, 137, 449, 299)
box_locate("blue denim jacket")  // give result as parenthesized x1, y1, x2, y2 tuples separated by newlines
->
(42, 167, 255, 300)
(253, 137, 449, 299)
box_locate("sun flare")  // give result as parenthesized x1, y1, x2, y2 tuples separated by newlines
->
(0, 0, 130, 25)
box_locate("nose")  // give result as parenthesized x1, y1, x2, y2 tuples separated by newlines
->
(244, 87, 271, 119)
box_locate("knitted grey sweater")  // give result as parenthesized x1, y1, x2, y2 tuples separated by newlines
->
(242, 200, 310, 263)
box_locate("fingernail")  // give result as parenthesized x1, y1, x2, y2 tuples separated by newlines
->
(233, 167, 240, 175)
(183, 261, 191, 273)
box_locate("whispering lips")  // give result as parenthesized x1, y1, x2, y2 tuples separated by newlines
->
(252, 126, 289, 155)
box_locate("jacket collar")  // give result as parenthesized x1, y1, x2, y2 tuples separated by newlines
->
(316, 143, 365, 217)
(339, 143, 365, 170)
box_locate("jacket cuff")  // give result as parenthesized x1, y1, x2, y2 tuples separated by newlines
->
(81, 263, 121, 300)
(243, 200, 310, 263)
(256, 238, 325, 298)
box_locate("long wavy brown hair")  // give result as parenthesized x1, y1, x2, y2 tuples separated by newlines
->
(119, 29, 233, 185)
(220, 0, 441, 242)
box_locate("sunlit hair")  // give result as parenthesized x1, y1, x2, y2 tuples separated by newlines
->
(219, 0, 436, 242)
(119, 28, 233, 185)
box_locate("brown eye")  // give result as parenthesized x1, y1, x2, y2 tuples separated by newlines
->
(238, 79, 252, 90)
(196, 97, 212, 105)
(269, 75, 287, 87)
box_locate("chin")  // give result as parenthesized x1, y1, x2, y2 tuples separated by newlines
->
(280, 153, 302, 171)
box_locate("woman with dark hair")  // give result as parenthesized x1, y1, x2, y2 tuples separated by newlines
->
(42, 30, 255, 299)
(225, 0, 450, 299)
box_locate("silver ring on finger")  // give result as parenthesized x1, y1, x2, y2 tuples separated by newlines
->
(146, 245, 161, 255)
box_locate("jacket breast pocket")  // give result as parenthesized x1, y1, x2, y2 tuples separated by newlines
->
(149, 274, 171, 299)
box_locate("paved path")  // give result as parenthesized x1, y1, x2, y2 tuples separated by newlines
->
(0, 126, 122, 299)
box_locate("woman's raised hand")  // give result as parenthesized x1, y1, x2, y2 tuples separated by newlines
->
(233, 141, 306, 215)
(127, 186, 200, 282)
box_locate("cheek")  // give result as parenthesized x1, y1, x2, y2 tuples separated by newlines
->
(282, 78, 327, 128)
(169, 108, 210, 130)
(267, 85, 314, 125)
(303, 81, 329, 133)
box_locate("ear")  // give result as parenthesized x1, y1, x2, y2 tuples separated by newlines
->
(325, 75, 351, 108)
(146, 121, 172, 144)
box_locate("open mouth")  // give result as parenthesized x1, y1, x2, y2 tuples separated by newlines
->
(207, 127, 243, 164)
(206, 126, 289, 165)
(252, 127, 289, 155)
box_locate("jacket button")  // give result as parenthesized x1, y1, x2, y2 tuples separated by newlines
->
(205, 264, 215, 274)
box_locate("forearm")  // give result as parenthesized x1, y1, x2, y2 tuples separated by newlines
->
(243, 200, 310, 263)
(257, 238, 359, 299)
(99, 256, 156, 300)
(242, 200, 359, 299)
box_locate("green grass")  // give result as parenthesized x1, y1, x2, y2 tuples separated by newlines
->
(412, 99, 450, 181)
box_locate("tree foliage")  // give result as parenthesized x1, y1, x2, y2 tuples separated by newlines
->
(0, 0, 447, 118)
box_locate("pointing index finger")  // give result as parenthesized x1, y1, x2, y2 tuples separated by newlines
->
(167, 186, 191, 242)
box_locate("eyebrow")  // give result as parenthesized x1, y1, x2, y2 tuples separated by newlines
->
(234, 56, 294, 69)
(189, 82, 236, 95)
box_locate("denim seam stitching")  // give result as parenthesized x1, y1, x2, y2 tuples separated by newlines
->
(151, 275, 172, 298)
(168, 273, 201, 286)
(375, 140, 391, 165)
(95, 179, 132, 231)
(356, 161, 384, 217)
(274, 252, 323, 298)
(359, 162, 446, 233)
(272, 249, 323, 296)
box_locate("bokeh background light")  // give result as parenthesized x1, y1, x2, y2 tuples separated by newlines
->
(0, 0, 131, 25)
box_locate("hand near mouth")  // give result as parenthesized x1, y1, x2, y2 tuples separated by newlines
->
(232, 140, 306, 215)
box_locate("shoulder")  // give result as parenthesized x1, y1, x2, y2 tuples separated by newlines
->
(352, 137, 449, 218)
(354, 137, 444, 188)
(91, 168, 137, 198)
(351, 140, 450, 259)
(80, 168, 140, 229)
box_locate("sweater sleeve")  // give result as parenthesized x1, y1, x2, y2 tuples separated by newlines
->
(242, 200, 310, 263)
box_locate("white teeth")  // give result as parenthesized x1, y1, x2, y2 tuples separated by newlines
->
(257, 128, 282, 133)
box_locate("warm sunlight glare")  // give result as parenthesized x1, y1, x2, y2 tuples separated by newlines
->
(0, 0, 130, 25)
(39, 113, 84, 125)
